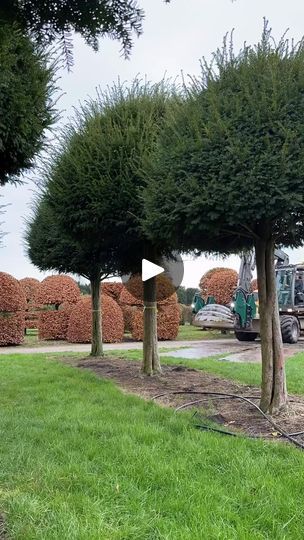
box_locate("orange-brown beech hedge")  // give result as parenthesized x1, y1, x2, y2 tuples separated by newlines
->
(38, 309, 71, 341)
(19, 277, 40, 304)
(0, 312, 25, 346)
(0, 272, 26, 345)
(131, 303, 180, 341)
(122, 304, 138, 332)
(101, 282, 123, 302)
(119, 274, 179, 338)
(199, 268, 238, 306)
(67, 295, 124, 344)
(251, 278, 258, 291)
(37, 275, 81, 340)
(119, 274, 175, 306)
(0, 272, 26, 312)
(20, 277, 40, 329)
(36, 275, 81, 307)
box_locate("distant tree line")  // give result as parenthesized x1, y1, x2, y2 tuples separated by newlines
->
(176, 287, 198, 305)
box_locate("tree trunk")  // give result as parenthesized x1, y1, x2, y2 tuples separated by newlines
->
(142, 276, 161, 375)
(90, 276, 103, 357)
(255, 238, 288, 414)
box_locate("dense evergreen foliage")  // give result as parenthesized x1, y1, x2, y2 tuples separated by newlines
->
(0, 0, 170, 62)
(26, 81, 174, 364)
(145, 23, 304, 412)
(0, 23, 56, 186)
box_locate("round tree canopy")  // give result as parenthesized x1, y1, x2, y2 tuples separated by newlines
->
(145, 23, 304, 254)
(0, 23, 55, 185)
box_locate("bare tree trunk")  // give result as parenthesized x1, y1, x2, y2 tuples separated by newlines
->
(255, 238, 288, 413)
(90, 275, 103, 357)
(142, 276, 161, 375)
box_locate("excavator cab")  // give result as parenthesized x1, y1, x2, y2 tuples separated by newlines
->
(234, 264, 304, 343)
(276, 266, 304, 309)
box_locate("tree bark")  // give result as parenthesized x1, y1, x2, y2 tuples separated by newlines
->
(90, 275, 103, 357)
(142, 275, 161, 375)
(255, 237, 288, 414)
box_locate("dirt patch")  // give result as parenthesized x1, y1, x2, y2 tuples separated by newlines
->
(72, 357, 304, 445)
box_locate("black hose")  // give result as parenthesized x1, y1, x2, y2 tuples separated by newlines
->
(152, 390, 304, 450)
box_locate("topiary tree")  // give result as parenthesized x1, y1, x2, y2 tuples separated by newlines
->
(39, 81, 175, 373)
(35, 275, 80, 340)
(0, 272, 26, 345)
(67, 295, 124, 344)
(145, 23, 304, 413)
(0, 23, 56, 186)
(25, 193, 122, 355)
(37, 275, 81, 309)
(200, 268, 238, 306)
(131, 303, 180, 341)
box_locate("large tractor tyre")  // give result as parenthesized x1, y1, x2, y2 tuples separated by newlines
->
(280, 315, 300, 344)
(235, 331, 258, 342)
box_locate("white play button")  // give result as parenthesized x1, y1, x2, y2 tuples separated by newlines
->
(142, 259, 164, 282)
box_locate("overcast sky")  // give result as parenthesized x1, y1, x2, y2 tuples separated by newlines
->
(2, 0, 304, 287)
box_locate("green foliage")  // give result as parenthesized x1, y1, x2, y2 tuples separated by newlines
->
(0, 1, 170, 62)
(1, 353, 304, 538)
(25, 196, 116, 280)
(177, 285, 187, 304)
(42, 80, 174, 277)
(0, 23, 56, 185)
(77, 281, 91, 295)
(186, 287, 198, 305)
(145, 22, 304, 252)
(177, 286, 199, 305)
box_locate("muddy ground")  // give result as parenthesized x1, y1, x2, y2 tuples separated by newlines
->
(67, 356, 304, 447)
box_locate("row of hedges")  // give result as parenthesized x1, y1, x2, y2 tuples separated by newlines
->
(118, 274, 180, 340)
(0, 272, 181, 345)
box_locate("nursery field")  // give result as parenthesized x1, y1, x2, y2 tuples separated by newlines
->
(0, 352, 304, 539)
(22, 325, 231, 348)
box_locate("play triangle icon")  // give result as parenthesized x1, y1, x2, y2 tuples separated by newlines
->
(142, 259, 164, 282)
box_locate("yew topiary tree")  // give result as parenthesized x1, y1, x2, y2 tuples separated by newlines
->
(0, 23, 55, 186)
(34, 81, 174, 372)
(145, 23, 304, 413)
(25, 196, 117, 355)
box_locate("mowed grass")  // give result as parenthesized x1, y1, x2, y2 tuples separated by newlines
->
(22, 325, 231, 347)
(1, 355, 304, 538)
(176, 324, 233, 341)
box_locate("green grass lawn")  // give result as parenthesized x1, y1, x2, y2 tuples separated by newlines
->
(23, 325, 231, 348)
(1, 354, 304, 539)
(176, 324, 233, 341)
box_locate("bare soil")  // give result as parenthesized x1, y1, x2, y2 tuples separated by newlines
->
(70, 356, 304, 446)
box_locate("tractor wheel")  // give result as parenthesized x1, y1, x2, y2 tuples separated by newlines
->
(235, 331, 258, 342)
(280, 315, 300, 344)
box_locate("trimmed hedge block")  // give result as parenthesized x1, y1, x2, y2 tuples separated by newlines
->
(67, 295, 124, 344)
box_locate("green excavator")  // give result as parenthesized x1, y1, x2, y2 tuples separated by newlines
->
(193, 249, 304, 344)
